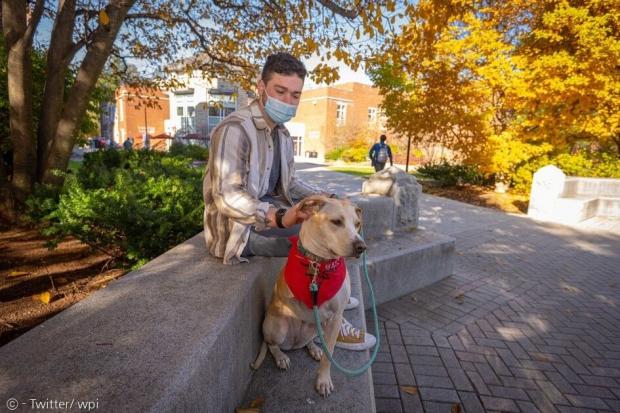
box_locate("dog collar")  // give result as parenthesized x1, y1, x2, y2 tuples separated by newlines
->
(297, 238, 334, 265)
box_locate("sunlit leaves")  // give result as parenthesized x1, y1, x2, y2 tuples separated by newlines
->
(371, 0, 620, 181)
(99, 9, 110, 26)
(105, 0, 406, 91)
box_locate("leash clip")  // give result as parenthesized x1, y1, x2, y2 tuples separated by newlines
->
(309, 277, 319, 306)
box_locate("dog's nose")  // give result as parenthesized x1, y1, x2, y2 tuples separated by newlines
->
(353, 240, 367, 255)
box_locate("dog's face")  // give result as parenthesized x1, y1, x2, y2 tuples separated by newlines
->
(298, 196, 367, 259)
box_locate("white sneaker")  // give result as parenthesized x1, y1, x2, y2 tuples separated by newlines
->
(345, 296, 359, 310)
(335, 318, 377, 351)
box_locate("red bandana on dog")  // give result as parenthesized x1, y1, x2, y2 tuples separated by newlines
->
(284, 236, 346, 309)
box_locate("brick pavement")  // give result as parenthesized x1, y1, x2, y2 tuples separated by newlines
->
(367, 195, 620, 413)
(297, 165, 620, 412)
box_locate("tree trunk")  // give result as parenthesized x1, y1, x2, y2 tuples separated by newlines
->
(37, 0, 78, 181)
(41, 1, 135, 186)
(1, 0, 43, 212)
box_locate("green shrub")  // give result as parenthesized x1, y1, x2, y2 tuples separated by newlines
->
(325, 147, 345, 161)
(593, 153, 620, 177)
(27, 149, 203, 268)
(512, 151, 620, 193)
(168, 142, 209, 161)
(417, 161, 485, 187)
(326, 139, 371, 163)
(340, 146, 369, 162)
(512, 156, 549, 193)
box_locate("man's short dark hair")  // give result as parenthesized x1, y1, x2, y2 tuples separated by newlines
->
(261, 53, 307, 83)
(380, 134, 387, 141)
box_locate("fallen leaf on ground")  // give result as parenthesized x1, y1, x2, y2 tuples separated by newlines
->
(33, 291, 52, 304)
(454, 293, 465, 303)
(451, 403, 462, 413)
(400, 386, 418, 395)
(8, 271, 29, 278)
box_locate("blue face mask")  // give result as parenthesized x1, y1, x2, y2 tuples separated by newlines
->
(263, 91, 298, 124)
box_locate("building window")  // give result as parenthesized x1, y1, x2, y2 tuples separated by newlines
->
(208, 106, 221, 117)
(292, 135, 303, 157)
(188, 106, 195, 117)
(336, 103, 346, 124)
(177, 106, 184, 116)
(368, 107, 377, 123)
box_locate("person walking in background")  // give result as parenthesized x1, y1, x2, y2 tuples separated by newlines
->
(369, 134, 393, 172)
(123, 137, 134, 151)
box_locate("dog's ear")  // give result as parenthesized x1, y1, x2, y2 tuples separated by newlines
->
(355, 206, 363, 231)
(298, 196, 327, 216)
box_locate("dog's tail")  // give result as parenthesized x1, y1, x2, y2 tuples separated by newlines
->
(250, 341, 268, 370)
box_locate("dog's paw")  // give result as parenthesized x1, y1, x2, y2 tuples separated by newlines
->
(275, 354, 291, 370)
(307, 343, 323, 361)
(315, 374, 334, 398)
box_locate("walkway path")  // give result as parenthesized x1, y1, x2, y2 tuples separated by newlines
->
(298, 165, 620, 412)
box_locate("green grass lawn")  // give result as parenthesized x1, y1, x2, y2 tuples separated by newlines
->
(327, 165, 376, 177)
(327, 165, 425, 179)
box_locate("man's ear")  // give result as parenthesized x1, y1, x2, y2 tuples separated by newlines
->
(298, 196, 327, 216)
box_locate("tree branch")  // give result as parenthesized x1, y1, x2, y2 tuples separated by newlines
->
(24, 0, 45, 44)
(316, 0, 360, 19)
(212, 0, 245, 10)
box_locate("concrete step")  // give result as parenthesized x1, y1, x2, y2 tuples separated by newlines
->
(357, 229, 455, 309)
(594, 197, 620, 217)
(241, 263, 376, 413)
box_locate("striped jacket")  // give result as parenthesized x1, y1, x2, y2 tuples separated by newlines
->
(203, 99, 322, 264)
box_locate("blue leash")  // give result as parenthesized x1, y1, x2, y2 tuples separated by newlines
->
(310, 230, 380, 376)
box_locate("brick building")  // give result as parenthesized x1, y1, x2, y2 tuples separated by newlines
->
(114, 86, 171, 150)
(287, 82, 387, 161)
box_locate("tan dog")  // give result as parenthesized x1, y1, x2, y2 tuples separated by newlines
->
(251, 195, 367, 397)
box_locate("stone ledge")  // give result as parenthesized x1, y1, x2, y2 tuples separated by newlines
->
(0, 233, 284, 413)
(348, 194, 396, 239)
(528, 165, 620, 224)
(358, 229, 455, 309)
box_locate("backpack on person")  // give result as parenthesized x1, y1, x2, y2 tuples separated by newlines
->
(376, 145, 389, 163)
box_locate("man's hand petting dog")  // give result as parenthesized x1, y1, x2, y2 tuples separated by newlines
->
(266, 203, 312, 228)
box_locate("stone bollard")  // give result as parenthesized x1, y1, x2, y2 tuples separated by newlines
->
(527, 165, 566, 220)
(362, 166, 421, 230)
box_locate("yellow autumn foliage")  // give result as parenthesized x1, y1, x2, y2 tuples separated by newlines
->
(370, 0, 620, 182)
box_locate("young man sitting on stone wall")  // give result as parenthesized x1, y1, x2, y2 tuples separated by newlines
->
(202, 52, 376, 351)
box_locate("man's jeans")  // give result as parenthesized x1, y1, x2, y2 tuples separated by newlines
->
(241, 194, 301, 258)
